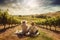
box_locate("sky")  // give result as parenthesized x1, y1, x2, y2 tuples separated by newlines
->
(0, 0, 60, 15)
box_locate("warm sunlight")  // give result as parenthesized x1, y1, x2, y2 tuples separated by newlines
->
(22, 0, 39, 8)
(0, 0, 60, 40)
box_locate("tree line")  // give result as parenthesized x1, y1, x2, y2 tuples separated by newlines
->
(0, 9, 21, 29)
(35, 15, 60, 31)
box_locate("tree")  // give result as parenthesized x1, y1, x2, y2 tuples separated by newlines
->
(1, 10, 9, 29)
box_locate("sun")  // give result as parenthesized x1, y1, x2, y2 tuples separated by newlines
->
(23, 0, 39, 8)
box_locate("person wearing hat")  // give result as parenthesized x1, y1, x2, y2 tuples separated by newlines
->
(28, 22, 40, 37)
(15, 20, 29, 36)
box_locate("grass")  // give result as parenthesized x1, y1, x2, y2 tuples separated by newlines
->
(27, 30, 53, 40)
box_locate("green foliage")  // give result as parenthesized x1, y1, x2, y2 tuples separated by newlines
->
(35, 16, 60, 27)
(0, 9, 21, 24)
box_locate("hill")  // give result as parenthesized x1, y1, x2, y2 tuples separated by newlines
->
(45, 11, 60, 17)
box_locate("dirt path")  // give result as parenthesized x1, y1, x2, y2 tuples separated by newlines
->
(0, 25, 22, 40)
(0, 25, 60, 40)
(38, 27, 60, 40)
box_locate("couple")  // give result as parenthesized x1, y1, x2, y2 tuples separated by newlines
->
(15, 20, 40, 37)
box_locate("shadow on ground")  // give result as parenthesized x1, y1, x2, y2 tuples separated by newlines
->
(0, 25, 18, 34)
(38, 25, 60, 34)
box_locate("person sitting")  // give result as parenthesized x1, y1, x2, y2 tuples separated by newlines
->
(27, 22, 40, 37)
(15, 20, 29, 36)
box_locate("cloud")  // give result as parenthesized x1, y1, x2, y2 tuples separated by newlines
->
(0, 0, 60, 6)
(0, 0, 22, 5)
(0, 0, 5, 4)
(0, 0, 60, 15)
(37, 0, 52, 6)
(51, 0, 60, 5)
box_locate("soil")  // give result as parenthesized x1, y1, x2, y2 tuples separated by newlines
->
(0, 25, 60, 40)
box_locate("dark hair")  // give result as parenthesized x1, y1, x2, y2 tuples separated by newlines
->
(22, 21, 25, 23)
(21, 20, 26, 24)
(31, 22, 35, 26)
